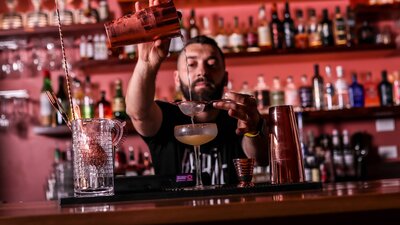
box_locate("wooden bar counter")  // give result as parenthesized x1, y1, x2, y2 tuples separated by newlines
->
(1, 179, 400, 225)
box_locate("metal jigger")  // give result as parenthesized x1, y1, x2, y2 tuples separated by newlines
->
(233, 158, 255, 187)
(268, 105, 305, 184)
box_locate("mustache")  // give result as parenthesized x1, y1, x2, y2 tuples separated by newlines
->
(191, 77, 216, 88)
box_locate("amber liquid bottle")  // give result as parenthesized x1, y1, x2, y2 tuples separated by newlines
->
(95, 90, 112, 119)
(333, 6, 347, 46)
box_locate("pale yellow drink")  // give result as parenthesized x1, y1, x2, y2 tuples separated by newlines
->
(176, 134, 216, 146)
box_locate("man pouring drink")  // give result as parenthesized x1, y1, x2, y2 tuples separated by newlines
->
(125, 0, 268, 186)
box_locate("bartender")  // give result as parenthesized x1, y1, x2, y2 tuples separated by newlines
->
(126, 0, 268, 185)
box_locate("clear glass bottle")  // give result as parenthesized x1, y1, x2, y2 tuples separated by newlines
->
(229, 16, 245, 53)
(324, 65, 336, 110)
(342, 130, 356, 179)
(215, 17, 230, 53)
(346, 6, 356, 47)
(270, 76, 285, 106)
(349, 73, 365, 108)
(257, 5, 272, 50)
(335, 66, 349, 109)
(239, 81, 253, 96)
(78, 0, 99, 24)
(332, 129, 345, 181)
(284, 75, 299, 107)
(81, 75, 95, 119)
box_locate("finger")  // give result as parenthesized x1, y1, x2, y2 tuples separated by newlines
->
(154, 0, 160, 6)
(212, 100, 236, 111)
(228, 107, 249, 122)
(135, 1, 140, 11)
(224, 91, 255, 105)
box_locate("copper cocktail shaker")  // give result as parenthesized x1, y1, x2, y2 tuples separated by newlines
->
(104, 0, 181, 48)
(268, 105, 305, 184)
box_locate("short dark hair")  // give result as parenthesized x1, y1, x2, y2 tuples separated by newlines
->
(178, 35, 226, 67)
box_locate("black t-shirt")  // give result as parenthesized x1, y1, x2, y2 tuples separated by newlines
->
(142, 100, 246, 185)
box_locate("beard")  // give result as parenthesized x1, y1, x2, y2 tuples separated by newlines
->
(179, 77, 225, 102)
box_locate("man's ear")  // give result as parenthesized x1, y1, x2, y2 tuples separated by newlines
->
(174, 70, 180, 88)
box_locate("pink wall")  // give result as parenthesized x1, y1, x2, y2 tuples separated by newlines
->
(1, 0, 400, 202)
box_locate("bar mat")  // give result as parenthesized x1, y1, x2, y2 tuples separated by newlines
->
(59, 182, 322, 206)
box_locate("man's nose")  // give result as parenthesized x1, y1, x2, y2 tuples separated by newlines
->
(196, 63, 207, 77)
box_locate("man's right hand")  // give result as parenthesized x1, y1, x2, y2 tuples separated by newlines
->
(135, 0, 171, 69)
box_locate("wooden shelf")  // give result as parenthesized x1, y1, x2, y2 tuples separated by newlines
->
(0, 23, 106, 40)
(300, 105, 400, 123)
(355, 3, 400, 22)
(75, 43, 398, 73)
(32, 125, 71, 137)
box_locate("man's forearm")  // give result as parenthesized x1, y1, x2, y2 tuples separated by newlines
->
(242, 134, 269, 166)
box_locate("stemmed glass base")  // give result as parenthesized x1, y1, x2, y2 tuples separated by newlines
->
(193, 145, 203, 189)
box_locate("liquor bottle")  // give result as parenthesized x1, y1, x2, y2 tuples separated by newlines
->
(282, 1, 295, 49)
(81, 75, 94, 119)
(358, 21, 375, 44)
(299, 74, 313, 108)
(229, 16, 245, 53)
(284, 75, 299, 108)
(71, 78, 84, 118)
(113, 79, 128, 121)
(215, 17, 230, 53)
(40, 70, 54, 127)
(342, 130, 356, 179)
(98, 0, 110, 22)
(254, 74, 270, 112)
(86, 35, 94, 60)
(324, 65, 336, 110)
(363, 72, 380, 107)
(51, 0, 74, 26)
(124, 44, 136, 59)
(27, 0, 49, 28)
(79, 35, 87, 60)
(332, 129, 345, 181)
(114, 146, 127, 176)
(346, 6, 357, 47)
(294, 9, 308, 49)
(270, 76, 285, 106)
(126, 146, 138, 177)
(320, 134, 335, 183)
(270, 3, 284, 49)
(188, 9, 199, 38)
(393, 72, 400, 105)
(201, 16, 213, 38)
(95, 90, 112, 119)
(56, 75, 68, 126)
(239, 81, 253, 96)
(333, 6, 347, 46)
(307, 8, 322, 48)
(378, 70, 394, 106)
(246, 16, 259, 52)
(78, 0, 99, 24)
(335, 66, 349, 109)
(349, 73, 365, 108)
(312, 64, 324, 110)
(142, 152, 155, 176)
(320, 9, 334, 46)
(257, 5, 272, 50)
(1, 0, 23, 29)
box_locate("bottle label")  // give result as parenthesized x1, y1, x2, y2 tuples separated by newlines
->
(299, 87, 313, 107)
(215, 34, 229, 49)
(270, 91, 285, 106)
(40, 92, 53, 126)
(333, 152, 345, 177)
(258, 25, 271, 46)
(285, 90, 298, 106)
(113, 97, 126, 112)
(344, 153, 355, 176)
(229, 33, 244, 49)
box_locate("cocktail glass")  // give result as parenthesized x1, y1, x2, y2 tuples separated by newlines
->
(174, 123, 218, 189)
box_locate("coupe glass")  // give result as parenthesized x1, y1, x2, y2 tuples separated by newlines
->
(174, 123, 218, 189)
